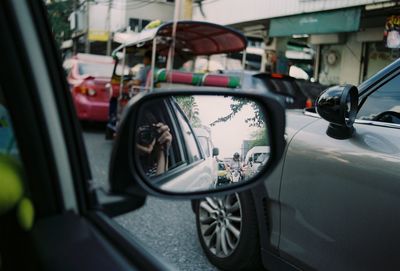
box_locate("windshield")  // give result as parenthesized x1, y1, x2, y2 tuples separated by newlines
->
(253, 152, 265, 162)
(78, 62, 114, 77)
(256, 153, 268, 163)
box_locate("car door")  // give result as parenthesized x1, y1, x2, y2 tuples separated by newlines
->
(164, 99, 216, 191)
(0, 1, 177, 270)
(279, 71, 400, 270)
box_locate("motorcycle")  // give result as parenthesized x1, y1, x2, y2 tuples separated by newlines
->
(229, 169, 242, 183)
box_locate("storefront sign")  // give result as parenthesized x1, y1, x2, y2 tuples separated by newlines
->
(88, 30, 109, 42)
(384, 15, 400, 48)
(269, 8, 361, 37)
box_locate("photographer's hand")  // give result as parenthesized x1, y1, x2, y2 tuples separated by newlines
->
(136, 138, 156, 155)
(155, 123, 172, 149)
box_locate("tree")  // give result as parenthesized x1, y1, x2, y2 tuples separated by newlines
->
(45, 0, 75, 47)
(175, 96, 202, 127)
(249, 129, 269, 149)
(210, 97, 265, 128)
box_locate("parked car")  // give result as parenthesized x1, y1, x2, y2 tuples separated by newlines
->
(193, 58, 400, 270)
(253, 72, 315, 109)
(66, 53, 114, 122)
(244, 145, 270, 177)
(0, 8, 286, 271)
(224, 70, 318, 109)
(193, 127, 219, 185)
(295, 78, 327, 103)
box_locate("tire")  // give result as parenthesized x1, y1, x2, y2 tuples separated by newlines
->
(195, 191, 262, 270)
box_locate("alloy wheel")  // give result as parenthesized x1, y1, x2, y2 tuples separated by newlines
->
(198, 193, 242, 258)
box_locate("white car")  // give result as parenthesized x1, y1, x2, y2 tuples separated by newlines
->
(193, 127, 219, 186)
(244, 146, 270, 176)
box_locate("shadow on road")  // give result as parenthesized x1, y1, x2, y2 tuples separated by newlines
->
(80, 121, 107, 133)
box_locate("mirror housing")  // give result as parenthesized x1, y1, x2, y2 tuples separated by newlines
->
(212, 147, 219, 157)
(109, 88, 286, 199)
(316, 84, 358, 139)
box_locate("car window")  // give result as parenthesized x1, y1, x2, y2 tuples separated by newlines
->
(197, 136, 210, 157)
(253, 152, 264, 162)
(174, 109, 202, 162)
(357, 73, 400, 124)
(78, 62, 114, 77)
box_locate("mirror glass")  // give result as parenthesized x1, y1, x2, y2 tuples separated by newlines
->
(133, 95, 270, 193)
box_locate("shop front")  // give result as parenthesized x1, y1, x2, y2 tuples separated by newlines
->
(268, 6, 400, 86)
(362, 14, 400, 80)
(269, 7, 362, 84)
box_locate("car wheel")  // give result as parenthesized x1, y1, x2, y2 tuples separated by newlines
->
(195, 191, 262, 270)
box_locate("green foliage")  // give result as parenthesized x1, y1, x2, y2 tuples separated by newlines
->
(210, 97, 265, 127)
(249, 129, 269, 149)
(45, 0, 74, 47)
(175, 96, 202, 128)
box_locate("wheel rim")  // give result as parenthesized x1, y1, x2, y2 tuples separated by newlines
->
(198, 193, 242, 258)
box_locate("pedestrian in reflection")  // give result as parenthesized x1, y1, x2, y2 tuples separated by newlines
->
(136, 111, 172, 176)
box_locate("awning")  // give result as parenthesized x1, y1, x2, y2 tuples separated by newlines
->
(269, 8, 361, 37)
(113, 21, 248, 56)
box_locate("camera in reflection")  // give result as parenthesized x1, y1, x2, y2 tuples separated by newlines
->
(136, 125, 160, 145)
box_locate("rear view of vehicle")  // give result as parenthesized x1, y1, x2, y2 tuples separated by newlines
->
(244, 146, 270, 177)
(67, 54, 114, 122)
(254, 72, 313, 109)
(217, 162, 229, 186)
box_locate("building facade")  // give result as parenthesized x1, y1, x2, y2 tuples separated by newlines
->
(193, 0, 399, 85)
(70, 0, 175, 55)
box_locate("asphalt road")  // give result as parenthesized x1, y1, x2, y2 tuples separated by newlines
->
(82, 123, 218, 271)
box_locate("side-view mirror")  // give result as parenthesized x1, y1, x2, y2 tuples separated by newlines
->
(212, 147, 219, 157)
(109, 89, 285, 199)
(248, 157, 253, 162)
(316, 84, 358, 139)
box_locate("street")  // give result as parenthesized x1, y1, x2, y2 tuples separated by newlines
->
(82, 124, 218, 271)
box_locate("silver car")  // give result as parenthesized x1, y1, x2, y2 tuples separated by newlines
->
(194, 59, 400, 270)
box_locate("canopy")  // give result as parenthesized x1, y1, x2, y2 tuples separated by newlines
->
(113, 21, 247, 56)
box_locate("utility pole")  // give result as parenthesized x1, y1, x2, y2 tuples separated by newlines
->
(183, 0, 192, 19)
(85, 0, 90, 53)
(106, 0, 113, 55)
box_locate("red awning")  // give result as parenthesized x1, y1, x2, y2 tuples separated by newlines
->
(115, 21, 247, 56)
(156, 21, 247, 55)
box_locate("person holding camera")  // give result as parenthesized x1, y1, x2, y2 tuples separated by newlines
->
(136, 121, 172, 177)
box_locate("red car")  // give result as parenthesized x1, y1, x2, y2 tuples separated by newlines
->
(66, 54, 114, 122)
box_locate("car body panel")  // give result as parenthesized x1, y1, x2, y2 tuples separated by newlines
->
(278, 117, 400, 270)
(264, 59, 400, 270)
(244, 146, 270, 177)
(262, 110, 319, 248)
(193, 127, 218, 185)
(160, 159, 215, 192)
(67, 56, 113, 122)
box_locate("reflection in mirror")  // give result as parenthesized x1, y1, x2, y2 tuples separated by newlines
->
(134, 95, 270, 193)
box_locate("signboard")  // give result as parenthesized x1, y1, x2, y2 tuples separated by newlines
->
(88, 30, 109, 42)
(269, 8, 361, 37)
(384, 15, 400, 49)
